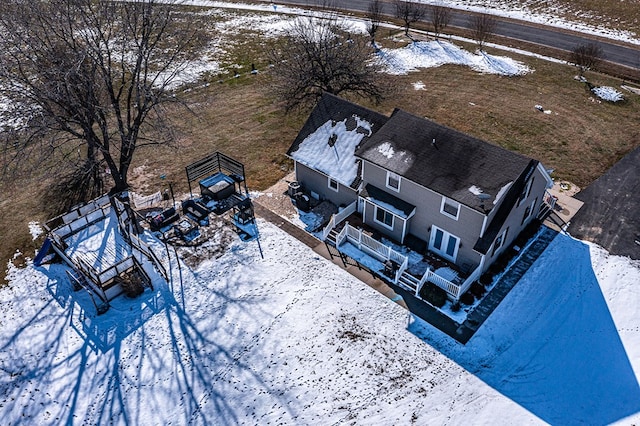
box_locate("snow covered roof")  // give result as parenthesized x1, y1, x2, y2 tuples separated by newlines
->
(356, 108, 535, 213)
(287, 93, 388, 188)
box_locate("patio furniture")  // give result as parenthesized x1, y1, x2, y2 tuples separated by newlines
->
(149, 207, 179, 231)
(199, 173, 235, 201)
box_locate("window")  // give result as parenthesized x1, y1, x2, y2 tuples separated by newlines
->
(374, 206, 394, 229)
(386, 171, 400, 192)
(440, 197, 460, 220)
(521, 198, 537, 225)
(492, 228, 509, 257)
(429, 226, 460, 262)
(328, 177, 339, 192)
(518, 177, 535, 206)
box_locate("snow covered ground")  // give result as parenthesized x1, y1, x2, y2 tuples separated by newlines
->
(2, 220, 639, 425)
(378, 39, 532, 76)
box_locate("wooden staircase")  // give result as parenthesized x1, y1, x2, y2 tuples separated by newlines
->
(538, 202, 569, 232)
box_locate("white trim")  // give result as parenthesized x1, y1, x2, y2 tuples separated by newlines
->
(429, 225, 460, 263)
(401, 218, 408, 244)
(479, 214, 488, 238)
(328, 176, 339, 192)
(522, 197, 537, 224)
(440, 197, 460, 220)
(361, 198, 366, 222)
(538, 162, 554, 189)
(492, 228, 508, 257)
(386, 171, 401, 192)
(517, 177, 534, 207)
(373, 204, 395, 230)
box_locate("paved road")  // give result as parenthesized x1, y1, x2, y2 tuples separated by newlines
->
(268, 0, 640, 70)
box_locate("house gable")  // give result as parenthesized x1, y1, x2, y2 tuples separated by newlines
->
(473, 159, 539, 254)
(286, 93, 388, 189)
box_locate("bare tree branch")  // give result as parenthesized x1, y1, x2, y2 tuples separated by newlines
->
(470, 13, 497, 51)
(430, 3, 451, 39)
(366, 0, 384, 45)
(571, 43, 604, 76)
(0, 0, 207, 200)
(394, 0, 427, 37)
(267, 16, 386, 111)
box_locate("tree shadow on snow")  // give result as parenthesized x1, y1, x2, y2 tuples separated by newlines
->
(1, 242, 294, 425)
(408, 234, 640, 424)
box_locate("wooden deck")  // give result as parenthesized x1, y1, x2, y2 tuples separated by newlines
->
(335, 212, 467, 279)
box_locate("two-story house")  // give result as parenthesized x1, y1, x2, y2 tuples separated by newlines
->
(287, 93, 553, 299)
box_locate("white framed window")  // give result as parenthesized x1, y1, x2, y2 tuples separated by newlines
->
(429, 225, 460, 262)
(386, 171, 401, 192)
(440, 197, 460, 220)
(492, 228, 509, 257)
(521, 198, 537, 225)
(518, 177, 535, 207)
(328, 177, 339, 192)
(374, 206, 394, 230)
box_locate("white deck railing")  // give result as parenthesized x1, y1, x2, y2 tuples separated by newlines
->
(320, 201, 357, 241)
(544, 190, 557, 210)
(417, 262, 482, 300)
(52, 204, 111, 240)
(334, 223, 481, 299)
(338, 224, 409, 284)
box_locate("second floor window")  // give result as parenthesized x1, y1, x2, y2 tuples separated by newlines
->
(492, 228, 509, 257)
(518, 177, 535, 206)
(328, 177, 339, 192)
(386, 171, 400, 192)
(440, 197, 460, 220)
(521, 198, 537, 224)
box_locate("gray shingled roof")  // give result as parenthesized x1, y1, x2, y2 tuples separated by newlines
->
(355, 109, 534, 213)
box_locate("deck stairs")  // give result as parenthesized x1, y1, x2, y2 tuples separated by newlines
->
(66, 269, 110, 315)
(326, 228, 339, 246)
(397, 271, 420, 293)
(538, 202, 569, 232)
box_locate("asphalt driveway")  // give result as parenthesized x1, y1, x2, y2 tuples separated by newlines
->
(569, 145, 640, 259)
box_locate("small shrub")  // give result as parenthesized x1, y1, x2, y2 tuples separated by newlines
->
(451, 301, 461, 312)
(470, 281, 486, 298)
(460, 291, 475, 305)
(479, 273, 493, 286)
(419, 282, 447, 308)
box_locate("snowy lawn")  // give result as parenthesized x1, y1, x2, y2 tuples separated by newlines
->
(1, 220, 640, 425)
(378, 40, 532, 76)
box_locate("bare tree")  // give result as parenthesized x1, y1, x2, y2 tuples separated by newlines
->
(470, 13, 497, 51)
(366, 0, 384, 46)
(430, 4, 451, 39)
(267, 16, 386, 111)
(0, 0, 207, 200)
(571, 43, 604, 76)
(394, 0, 427, 37)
